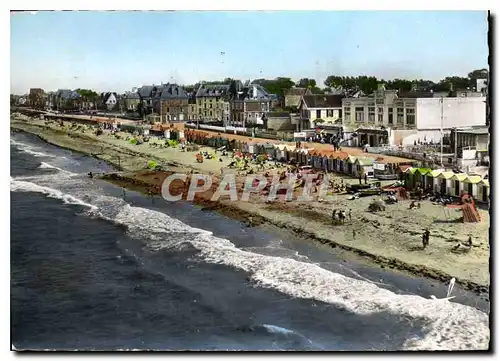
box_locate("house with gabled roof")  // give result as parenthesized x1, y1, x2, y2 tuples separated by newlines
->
(297, 94, 344, 130)
(229, 82, 272, 127)
(156, 84, 189, 123)
(54, 89, 81, 111)
(284, 87, 312, 109)
(196, 83, 230, 124)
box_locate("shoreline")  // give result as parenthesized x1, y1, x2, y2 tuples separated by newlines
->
(10, 117, 490, 296)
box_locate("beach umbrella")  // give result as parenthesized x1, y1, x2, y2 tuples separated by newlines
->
(147, 160, 158, 169)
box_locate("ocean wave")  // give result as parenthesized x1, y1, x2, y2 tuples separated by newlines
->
(38, 162, 78, 176)
(9, 172, 489, 350)
(11, 139, 54, 158)
(10, 179, 97, 210)
(104, 203, 489, 350)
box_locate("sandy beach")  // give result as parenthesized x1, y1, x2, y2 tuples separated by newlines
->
(10, 115, 490, 295)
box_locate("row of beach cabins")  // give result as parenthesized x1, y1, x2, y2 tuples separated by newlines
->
(403, 167, 490, 203)
(184, 130, 490, 204)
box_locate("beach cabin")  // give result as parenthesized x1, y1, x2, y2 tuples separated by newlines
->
(413, 168, 432, 189)
(354, 157, 375, 178)
(462, 175, 483, 198)
(435, 171, 454, 195)
(450, 173, 468, 197)
(346, 155, 357, 176)
(429, 170, 443, 192)
(478, 179, 490, 203)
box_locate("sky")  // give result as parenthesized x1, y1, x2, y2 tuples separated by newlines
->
(10, 10, 489, 94)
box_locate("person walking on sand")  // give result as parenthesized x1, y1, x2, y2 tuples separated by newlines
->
(364, 173, 368, 184)
(422, 232, 427, 249)
(348, 209, 352, 222)
(423, 229, 430, 248)
(359, 173, 362, 185)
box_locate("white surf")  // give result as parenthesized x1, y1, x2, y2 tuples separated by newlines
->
(10, 150, 490, 351)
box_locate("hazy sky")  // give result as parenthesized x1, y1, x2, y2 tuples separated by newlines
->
(10, 10, 489, 94)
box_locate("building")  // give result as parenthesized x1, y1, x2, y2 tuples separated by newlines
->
(296, 94, 344, 131)
(121, 89, 140, 112)
(99, 92, 120, 112)
(341, 87, 487, 147)
(155, 84, 189, 123)
(195, 84, 230, 124)
(28, 88, 45, 109)
(284, 87, 311, 109)
(450, 126, 489, 171)
(265, 112, 294, 131)
(187, 91, 198, 123)
(137, 85, 157, 116)
(229, 82, 272, 127)
(54, 89, 81, 111)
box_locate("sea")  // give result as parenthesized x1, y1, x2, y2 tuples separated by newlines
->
(10, 130, 490, 351)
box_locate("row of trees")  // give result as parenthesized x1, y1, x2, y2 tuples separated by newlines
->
(195, 68, 488, 98)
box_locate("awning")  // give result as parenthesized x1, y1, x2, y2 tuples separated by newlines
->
(430, 170, 443, 178)
(463, 175, 483, 184)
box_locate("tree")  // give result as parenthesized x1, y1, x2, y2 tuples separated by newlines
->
(468, 68, 488, 79)
(385, 78, 413, 92)
(252, 77, 295, 97)
(297, 78, 316, 88)
(435, 76, 471, 91)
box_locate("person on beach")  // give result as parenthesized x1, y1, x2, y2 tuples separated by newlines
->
(348, 209, 352, 222)
(422, 232, 427, 249)
(423, 229, 430, 248)
(358, 173, 362, 184)
(364, 173, 368, 184)
(465, 235, 473, 248)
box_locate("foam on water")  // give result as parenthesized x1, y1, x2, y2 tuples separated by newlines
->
(10, 154, 490, 351)
(10, 178, 97, 210)
(11, 139, 54, 158)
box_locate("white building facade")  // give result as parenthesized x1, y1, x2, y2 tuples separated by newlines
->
(342, 90, 486, 146)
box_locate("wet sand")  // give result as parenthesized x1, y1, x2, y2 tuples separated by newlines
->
(11, 116, 490, 295)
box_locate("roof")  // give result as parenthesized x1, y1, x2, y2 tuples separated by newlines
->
(430, 170, 442, 177)
(355, 157, 375, 166)
(196, 84, 230, 97)
(436, 171, 455, 179)
(285, 87, 308, 96)
(56, 89, 80, 100)
(138, 86, 155, 98)
(159, 84, 188, 100)
(123, 91, 140, 99)
(346, 155, 357, 164)
(456, 127, 489, 135)
(301, 94, 344, 108)
(451, 173, 468, 182)
(463, 175, 483, 184)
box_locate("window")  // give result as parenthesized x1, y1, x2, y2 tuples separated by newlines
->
(355, 107, 364, 122)
(388, 108, 394, 124)
(210, 103, 213, 109)
(209, 110, 213, 117)
(377, 107, 384, 123)
(397, 108, 404, 123)
(327, 109, 335, 117)
(316, 110, 321, 119)
(344, 107, 351, 122)
(406, 108, 415, 125)
(368, 107, 375, 122)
